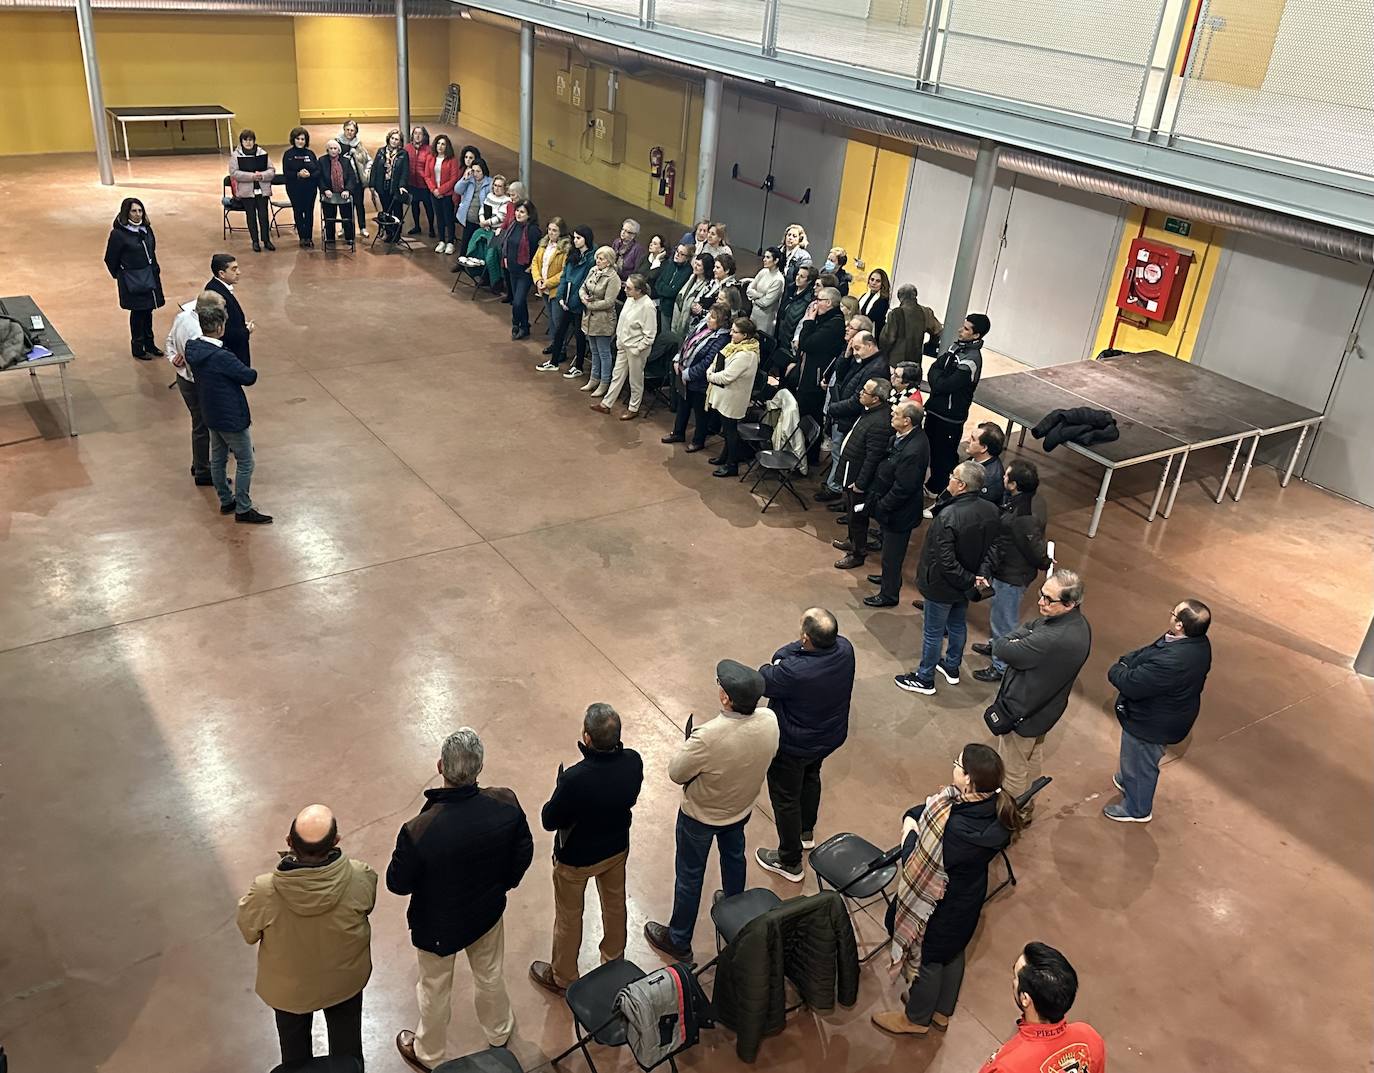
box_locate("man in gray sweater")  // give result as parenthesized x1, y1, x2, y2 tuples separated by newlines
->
(645, 660, 779, 961)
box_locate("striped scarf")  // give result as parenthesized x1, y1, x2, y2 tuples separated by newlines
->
(889, 785, 994, 979)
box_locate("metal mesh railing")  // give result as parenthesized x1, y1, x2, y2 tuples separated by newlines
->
(774, 0, 927, 79)
(651, 0, 769, 48)
(935, 0, 1167, 125)
(1170, 0, 1374, 177)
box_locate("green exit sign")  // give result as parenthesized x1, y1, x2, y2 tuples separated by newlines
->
(1164, 216, 1192, 237)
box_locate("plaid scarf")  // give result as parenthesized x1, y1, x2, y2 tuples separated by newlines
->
(889, 785, 994, 979)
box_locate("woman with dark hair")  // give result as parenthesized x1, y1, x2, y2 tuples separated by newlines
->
(404, 125, 436, 239)
(662, 301, 731, 451)
(369, 128, 410, 243)
(502, 199, 540, 339)
(873, 742, 1019, 1038)
(104, 197, 165, 359)
(426, 135, 461, 255)
(746, 246, 786, 335)
(643, 234, 668, 293)
(454, 158, 493, 263)
(671, 251, 713, 337)
(282, 127, 319, 249)
(540, 225, 594, 377)
(858, 267, 891, 337)
(229, 129, 276, 252)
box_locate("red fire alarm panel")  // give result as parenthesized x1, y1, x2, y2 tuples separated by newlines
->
(1116, 238, 1193, 322)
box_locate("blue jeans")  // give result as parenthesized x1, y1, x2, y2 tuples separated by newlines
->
(989, 580, 1025, 673)
(547, 297, 563, 339)
(916, 599, 966, 682)
(210, 427, 254, 514)
(1117, 727, 1166, 817)
(824, 425, 845, 492)
(668, 809, 748, 950)
(510, 267, 533, 331)
(588, 335, 615, 384)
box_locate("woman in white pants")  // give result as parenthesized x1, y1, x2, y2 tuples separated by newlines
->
(592, 274, 658, 420)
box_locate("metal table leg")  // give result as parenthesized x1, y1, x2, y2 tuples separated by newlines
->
(216, 117, 222, 151)
(1087, 467, 1114, 538)
(1233, 433, 1259, 501)
(1215, 438, 1242, 504)
(1147, 455, 1172, 521)
(58, 362, 77, 436)
(1281, 425, 1308, 487)
(1018, 425, 1027, 447)
(1003, 418, 1013, 441)
(122, 119, 131, 162)
(1163, 447, 1190, 517)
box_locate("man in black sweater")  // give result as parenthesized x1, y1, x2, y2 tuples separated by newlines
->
(864, 400, 930, 607)
(832, 376, 893, 569)
(1104, 599, 1212, 823)
(529, 704, 644, 993)
(924, 313, 988, 494)
(990, 569, 1093, 822)
(755, 608, 856, 881)
(389, 729, 534, 1069)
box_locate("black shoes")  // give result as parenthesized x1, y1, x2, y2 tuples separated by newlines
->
(834, 554, 866, 569)
(541, 345, 555, 355)
(866, 574, 884, 585)
(407, 226, 422, 236)
(252, 241, 261, 252)
(220, 501, 237, 514)
(235, 508, 273, 524)
(707, 455, 726, 465)
(973, 667, 1004, 682)
(263, 239, 276, 251)
(972, 642, 993, 656)
(863, 595, 899, 607)
(813, 488, 843, 503)
(832, 539, 852, 551)
(513, 328, 530, 340)
(661, 434, 685, 444)
(193, 475, 214, 487)
(643, 922, 692, 962)
(826, 501, 847, 512)
(712, 466, 739, 477)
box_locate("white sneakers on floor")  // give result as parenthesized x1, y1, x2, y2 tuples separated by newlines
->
(435, 241, 445, 254)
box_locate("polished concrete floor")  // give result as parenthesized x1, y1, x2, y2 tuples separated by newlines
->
(1, 130, 1371, 1073)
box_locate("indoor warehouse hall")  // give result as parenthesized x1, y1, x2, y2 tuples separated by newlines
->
(1, 6, 1372, 1073)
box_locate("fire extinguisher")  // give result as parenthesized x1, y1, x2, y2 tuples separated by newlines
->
(649, 146, 663, 179)
(662, 160, 676, 209)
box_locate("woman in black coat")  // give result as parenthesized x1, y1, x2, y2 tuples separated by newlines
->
(103, 197, 165, 360)
(875, 743, 1018, 1037)
(369, 127, 410, 243)
(282, 126, 320, 249)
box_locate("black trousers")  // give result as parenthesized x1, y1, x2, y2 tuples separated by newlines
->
(353, 193, 368, 231)
(288, 188, 316, 243)
(128, 309, 153, 345)
(243, 195, 271, 244)
(176, 376, 209, 477)
(273, 989, 364, 1069)
(409, 186, 434, 232)
(672, 387, 709, 444)
(322, 200, 355, 244)
(767, 752, 824, 867)
(434, 195, 456, 245)
(720, 415, 741, 467)
(460, 218, 480, 259)
(550, 305, 587, 367)
(879, 526, 915, 600)
(925, 416, 963, 494)
(846, 488, 870, 558)
(904, 950, 965, 1025)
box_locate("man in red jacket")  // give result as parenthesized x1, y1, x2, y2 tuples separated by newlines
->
(979, 941, 1106, 1073)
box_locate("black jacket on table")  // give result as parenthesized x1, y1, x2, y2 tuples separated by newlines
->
(204, 277, 251, 368)
(915, 491, 1000, 605)
(925, 338, 984, 426)
(540, 743, 644, 867)
(281, 145, 320, 200)
(981, 492, 1050, 588)
(990, 607, 1093, 738)
(870, 428, 930, 533)
(386, 784, 534, 956)
(838, 402, 893, 491)
(1109, 634, 1211, 744)
(759, 636, 856, 760)
(713, 891, 858, 1062)
(826, 351, 890, 433)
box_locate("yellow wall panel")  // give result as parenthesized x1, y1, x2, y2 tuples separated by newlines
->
(831, 133, 912, 275)
(1193, 0, 1287, 88)
(296, 16, 449, 122)
(0, 13, 90, 156)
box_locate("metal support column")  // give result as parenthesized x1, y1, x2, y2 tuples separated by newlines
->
(939, 139, 1000, 353)
(75, 0, 114, 186)
(519, 21, 534, 192)
(1356, 615, 1374, 678)
(696, 74, 723, 221)
(1146, 0, 1193, 140)
(395, 0, 411, 138)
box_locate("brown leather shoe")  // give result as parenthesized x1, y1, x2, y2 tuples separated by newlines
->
(529, 960, 566, 994)
(589, 403, 611, 414)
(396, 1029, 433, 1071)
(619, 410, 638, 421)
(931, 1012, 950, 1031)
(871, 1010, 930, 1036)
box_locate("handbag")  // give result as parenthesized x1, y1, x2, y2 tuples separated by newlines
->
(982, 694, 1022, 736)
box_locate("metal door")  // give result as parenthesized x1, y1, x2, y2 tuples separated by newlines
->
(1302, 284, 1374, 505)
(712, 91, 773, 253)
(984, 175, 1125, 367)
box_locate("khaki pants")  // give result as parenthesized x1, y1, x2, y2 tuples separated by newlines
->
(998, 732, 1046, 814)
(603, 346, 649, 412)
(414, 917, 513, 1064)
(551, 850, 629, 986)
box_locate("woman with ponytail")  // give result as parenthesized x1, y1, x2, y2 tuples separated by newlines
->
(873, 742, 1018, 1038)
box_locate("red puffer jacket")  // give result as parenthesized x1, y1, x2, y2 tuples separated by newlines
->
(426, 156, 462, 199)
(405, 143, 436, 194)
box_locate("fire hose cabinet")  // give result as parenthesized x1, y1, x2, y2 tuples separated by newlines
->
(1116, 238, 1193, 322)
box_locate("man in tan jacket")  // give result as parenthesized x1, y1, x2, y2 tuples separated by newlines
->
(644, 659, 779, 961)
(237, 804, 378, 1070)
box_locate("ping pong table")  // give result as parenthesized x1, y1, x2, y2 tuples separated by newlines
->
(976, 350, 1324, 537)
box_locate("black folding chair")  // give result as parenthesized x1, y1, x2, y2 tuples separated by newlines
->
(808, 832, 902, 963)
(986, 776, 1053, 900)
(269, 174, 295, 238)
(748, 415, 822, 513)
(433, 1049, 523, 1073)
(554, 958, 654, 1073)
(221, 176, 248, 239)
(710, 887, 782, 953)
(640, 333, 680, 418)
(319, 194, 355, 254)
(371, 191, 415, 253)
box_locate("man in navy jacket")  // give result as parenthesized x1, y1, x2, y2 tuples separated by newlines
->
(184, 302, 271, 524)
(755, 608, 856, 880)
(1104, 599, 1212, 823)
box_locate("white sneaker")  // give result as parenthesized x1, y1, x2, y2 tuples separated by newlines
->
(563, 366, 583, 379)
(535, 361, 559, 372)
(444, 243, 455, 255)
(435, 242, 446, 254)
(922, 508, 934, 519)
(936, 664, 960, 686)
(359, 227, 369, 237)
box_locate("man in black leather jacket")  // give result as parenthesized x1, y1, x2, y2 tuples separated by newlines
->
(924, 313, 988, 494)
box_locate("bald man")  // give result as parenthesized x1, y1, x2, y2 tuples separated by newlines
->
(237, 804, 378, 1070)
